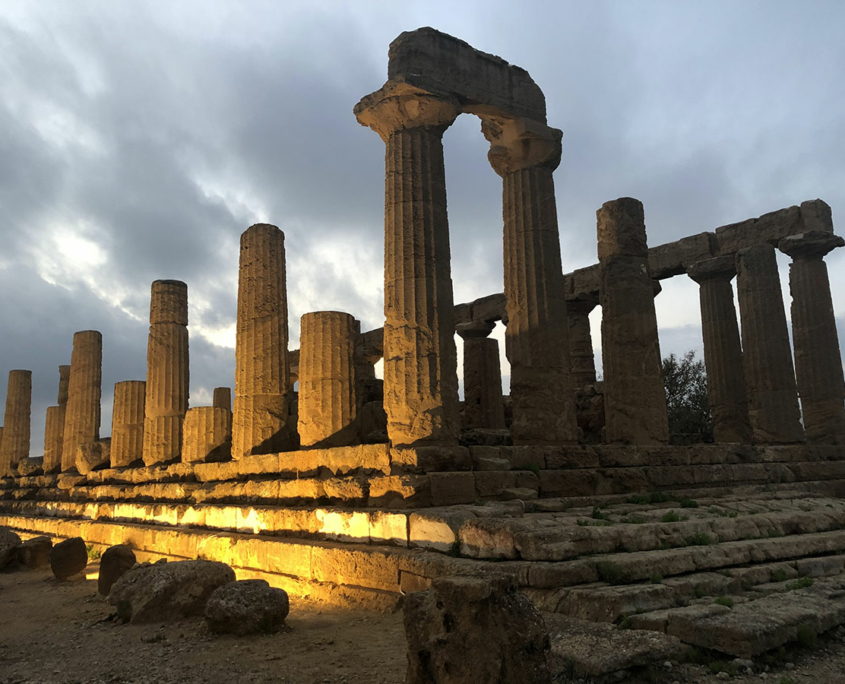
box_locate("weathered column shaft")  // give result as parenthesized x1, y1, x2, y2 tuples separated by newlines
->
(567, 299, 598, 388)
(143, 280, 189, 465)
(213, 387, 231, 412)
(735, 244, 804, 443)
(687, 256, 752, 444)
(58, 364, 70, 406)
(182, 407, 231, 463)
(112, 381, 146, 467)
(485, 118, 577, 444)
(597, 198, 669, 445)
(42, 406, 64, 474)
(62, 331, 102, 471)
(779, 232, 845, 444)
(462, 337, 505, 430)
(298, 311, 359, 447)
(356, 90, 460, 446)
(232, 224, 292, 458)
(0, 370, 31, 476)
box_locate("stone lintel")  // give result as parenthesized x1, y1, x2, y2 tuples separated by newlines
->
(778, 231, 844, 260)
(648, 231, 719, 279)
(715, 200, 832, 255)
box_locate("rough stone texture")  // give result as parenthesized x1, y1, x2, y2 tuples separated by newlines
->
(109, 559, 236, 624)
(687, 256, 753, 443)
(484, 117, 577, 445)
(715, 200, 832, 255)
(566, 297, 598, 388)
(0, 527, 22, 569)
(204, 579, 290, 635)
(143, 280, 189, 465)
(111, 381, 146, 467)
(233, 224, 293, 459)
(182, 407, 231, 463)
(403, 576, 551, 684)
(597, 198, 669, 445)
(98, 544, 136, 596)
(457, 322, 505, 430)
(42, 406, 65, 474)
(62, 331, 102, 472)
(647, 231, 718, 279)
(76, 439, 111, 475)
(50, 536, 87, 580)
(213, 387, 231, 412)
(0, 370, 31, 477)
(735, 244, 804, 443)
(18, 535, 52, 569)
(779, 232, 845, 444)
(298, 311, 359, 447)
(16, 457, 42, 477)
(355, 86, 460, 447)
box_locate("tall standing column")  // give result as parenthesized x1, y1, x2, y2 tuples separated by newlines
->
(597, 198, 669, 444)
(482, 117, 578, 444)
(687, 256, 753, 443)
(567, 297, 599, 388)
(43, 365, 71, 473)
(0, 370, 31, 476)
(779, 232, 845, 444)
(355, 86, 460, 446)
(62, 331, 102, 471)
(457, 321, 505, 430)
(213, 387, 231, 412)
(735, 244, 804, 443)
(232, 224, 293, 458)
(143, 280, 190, 465)
(298, 311, 359, 447)
(112, 381, 146, 467)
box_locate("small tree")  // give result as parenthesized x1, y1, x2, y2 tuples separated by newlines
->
(663, 350, 713, 444)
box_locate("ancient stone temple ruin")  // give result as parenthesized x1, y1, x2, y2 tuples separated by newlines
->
(3, 28, 845, 673)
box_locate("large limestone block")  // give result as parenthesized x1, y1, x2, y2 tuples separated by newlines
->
(75, 439, 111, 475)
(18, 535, 52, 569)
(0, 527, 22, 569)
(50, 536, 88, 580)
(204, 579, 289, 635)
(98, 544, 136, 596)
(404, 576, 551, 684)
(181, 407, 231, 463)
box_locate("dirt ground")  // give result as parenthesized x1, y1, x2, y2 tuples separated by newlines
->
(4, 564, 845, 684)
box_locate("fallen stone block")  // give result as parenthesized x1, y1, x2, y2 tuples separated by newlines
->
(98, 544, 136, 596)
(18, 535, 52, 569)
(204, 579, 289, 635)
(0, 527, 22, 569)
(50, 536, 88, 580)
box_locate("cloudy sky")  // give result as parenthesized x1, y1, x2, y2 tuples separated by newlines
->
(1, 1, 843, 456)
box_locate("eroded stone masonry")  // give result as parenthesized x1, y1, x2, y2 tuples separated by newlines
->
(2, 27, 845, 676)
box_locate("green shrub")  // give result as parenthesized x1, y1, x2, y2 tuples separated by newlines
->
(680, 498, 699, 508)
(86, 544, 101, 561)
(684, 532, 712, 546)
(650, 574, 663, 584)
(771, 569, 788, 583)
(715, 596, 734, 608)
(662, 510, 681, 523)
(787, 577, 814, 591)
(796, 623, 817, 647)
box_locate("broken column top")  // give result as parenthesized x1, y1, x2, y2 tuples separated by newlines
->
(150, 280, 188, 326)
(687, 255, 737, 283)
(597, 197, 648, 260)
(778, 231, 845, 260)
(357, 27, 546, 124)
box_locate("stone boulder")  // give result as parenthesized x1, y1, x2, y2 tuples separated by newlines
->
(75, 439, 111, 475)
(98, 544, 136, 596)
(50, 537, 88, 580)
(18, 536, 52, 569)
(16, 457, 43, 477)
(404, 576, 551, 684)
(0, 528, 22, 570)
(109, 559, 235, 623)
(204, 579, 289, 635)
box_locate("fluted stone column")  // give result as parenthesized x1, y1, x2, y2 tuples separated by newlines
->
(355, 86, 460, 446)
(233, 224, 293, 458)
(213, 387, 231, 412)
(482, 117, 577, 444)
(597, 198, 669, 445)
(297, 311, 358, 447)
(112, 381, 146, 467)
(62, 331, 102, 471)
(779, 232, 845, 444)
(0, 370, 31, 476)
(687, 256, 753, 444)
(567, 297, 599, 388)
(735, 244, 804, 443)
(182, 407, 230, 463)
(456, 321, 505, 430)
(43, 365, 71, 474)
(143, 281, 189, 465)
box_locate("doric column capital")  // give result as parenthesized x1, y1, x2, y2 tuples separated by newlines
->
(778, 231, 845, 261)
(456, 320, 496, 340)
(482, 116, 562, 177)
(687, 255, 737, 284)
(354, 82, 460, 142)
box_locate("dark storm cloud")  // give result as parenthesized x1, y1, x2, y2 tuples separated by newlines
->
(1, 1, 843, 455)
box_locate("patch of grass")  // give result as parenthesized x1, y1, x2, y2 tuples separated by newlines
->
(447, 540, 461, 557)
(680, 498, 699, 508)
(650, 573, 663, 584)
(577, 518, 612, 527)
(662, 510, 682, 523)
(694, 586, 705, 599)
(627, 491, 672, 505)
(620, 515, 646, 524)
(786, 577, 814, 591)
(796, 622, 817, 647)
(771, 568, 789, 583)
(684, 532, 713, 546)
(616, 614, 633, 630)
(715, 596, 734, 608)
(596, 560, 629, 585)
(767, 529, 785, 538)
(592, 506, 612, 521)
(86, 544, 101, 560)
